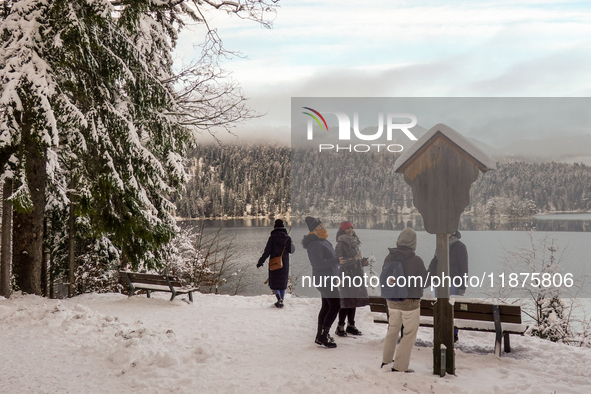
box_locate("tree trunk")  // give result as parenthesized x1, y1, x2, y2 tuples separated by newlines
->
(1, 178, 12, 298)
(49, 253, 54, 299)
(68, 202, 75, 298)
(41, 244, 49, 297)
(12, 118, 47, 296)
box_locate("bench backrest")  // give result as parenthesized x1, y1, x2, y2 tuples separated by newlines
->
(121, 271, 184, 288)
(369, 296, 522, 324)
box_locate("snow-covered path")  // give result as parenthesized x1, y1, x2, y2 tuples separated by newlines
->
(1, 292, 590, 393)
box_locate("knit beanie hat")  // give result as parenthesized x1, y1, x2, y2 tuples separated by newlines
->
(274, 219, 285, 229)
(397, 227, 417, 251)
(305, 217, 322, 232)
(340, 221, 354, 231)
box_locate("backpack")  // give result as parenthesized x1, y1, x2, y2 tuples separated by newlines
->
(380, 260, 408, 301)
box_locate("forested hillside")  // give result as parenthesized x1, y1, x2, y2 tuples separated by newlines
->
(174, 145, 291, 218)
(174, 146, 591, 218)
(470, 161, 591, 213)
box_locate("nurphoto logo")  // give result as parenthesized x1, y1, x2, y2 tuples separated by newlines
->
(302, 107, 418, 153)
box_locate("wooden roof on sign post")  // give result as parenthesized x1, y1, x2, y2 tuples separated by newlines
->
(393, 123, 496, 174)
(393, 123, 496, 234)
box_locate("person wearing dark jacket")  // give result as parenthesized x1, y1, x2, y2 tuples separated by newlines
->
(334, 221, 369, 337)
(257, 219, 295, 308)
(381, 227, 428, 372)
(427, 230, 468, 341)
(302, 216, 340, 348)
(427, 230, 468, 296)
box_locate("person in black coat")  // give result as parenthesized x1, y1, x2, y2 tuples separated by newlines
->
(257, 219, 295, 308)
(427, 230, 468, 296)
(302, 216, 341, 349)
(427, 230, 468, 342)
(334, 221, 369, 337)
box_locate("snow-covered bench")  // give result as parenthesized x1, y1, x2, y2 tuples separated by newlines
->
(120, 271, 197, 302)
(369, 296, 527, 356)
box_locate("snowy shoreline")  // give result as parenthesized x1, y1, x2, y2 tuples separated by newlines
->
(174, 210, 591, 222)
(2, 292, 591, 393)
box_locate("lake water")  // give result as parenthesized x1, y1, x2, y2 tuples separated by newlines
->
(179, 214, 591, 301)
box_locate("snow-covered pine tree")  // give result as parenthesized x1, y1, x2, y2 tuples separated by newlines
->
(0, 0, 60, 294)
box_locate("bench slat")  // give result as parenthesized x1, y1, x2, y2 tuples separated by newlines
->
(454, 302, 521, 316)
(123, 272, 168, 281)
(418, 316, 527, 334)
(131, 283, 173, 292)
(454, 311, 522, 324)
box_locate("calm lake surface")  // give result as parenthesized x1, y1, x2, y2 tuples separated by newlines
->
(179, 214, 591, 300)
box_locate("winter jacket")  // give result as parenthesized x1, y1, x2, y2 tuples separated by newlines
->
(258, 228, 295, 290)
(302, 233, 340, 297)
(427, 240, 468, 292)
(383, 246, 428, 300)
(335, 230, 369, 308)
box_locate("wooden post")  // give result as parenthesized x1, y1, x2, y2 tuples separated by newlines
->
(394, 124, 496, 376)
(1, 178, 12, 298)
(433, 234, 454, 375)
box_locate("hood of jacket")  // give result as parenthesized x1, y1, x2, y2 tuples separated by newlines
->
(302, 233, 321, 249)
(385, 246, 415, 262)
(271, 228, 288, 236)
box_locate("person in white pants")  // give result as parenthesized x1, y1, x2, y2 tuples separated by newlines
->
(381, 228, 428, 372)
(383, 300, 421, 371)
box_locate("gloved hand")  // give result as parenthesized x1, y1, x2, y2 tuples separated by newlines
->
(257, 262, 264, 268)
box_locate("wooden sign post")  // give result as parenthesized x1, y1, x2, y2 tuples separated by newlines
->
(394, 123, 495, 375)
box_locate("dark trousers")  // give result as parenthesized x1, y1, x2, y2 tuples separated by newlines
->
(318, 297, 341, 329)
(338, 307, 356, 326)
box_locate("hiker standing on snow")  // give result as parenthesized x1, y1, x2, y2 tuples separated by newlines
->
(381, 227, 428, 372)
(257, 219, 295, 308)
(302, 217, 341, 348)
(428, 230, 468, 342)
(334, 221, 369, 337)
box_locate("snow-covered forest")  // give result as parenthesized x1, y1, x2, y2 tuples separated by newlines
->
(0, 0, 278, 297)
(174, 145, 290, 218)
(175, 145, 591, 218)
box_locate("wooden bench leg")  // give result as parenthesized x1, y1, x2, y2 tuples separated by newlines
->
(147, 290, 151, 298)
(492, 305, 502, 357)
(189, 292, 193, 303)
(504, 332, 511, 353)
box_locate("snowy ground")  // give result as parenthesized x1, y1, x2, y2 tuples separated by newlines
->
(1, 292, 591, 394)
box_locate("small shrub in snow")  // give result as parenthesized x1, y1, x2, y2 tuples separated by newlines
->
(527, 296, 574, 343)
(496, 233, 590, 347)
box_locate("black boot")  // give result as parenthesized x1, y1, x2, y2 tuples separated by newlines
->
(346, 323, 362, 336)
(335, 322, 348, 337)
(317, 327, 337, 348)
(274, 293, 284, 308)
(315, 323, 323, 345)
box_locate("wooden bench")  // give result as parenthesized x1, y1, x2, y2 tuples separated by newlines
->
(369, 296, 527, 356)
(120, 271, 197, 302)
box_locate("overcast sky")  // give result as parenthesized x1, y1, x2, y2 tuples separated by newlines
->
(175, 0, 591, 146)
